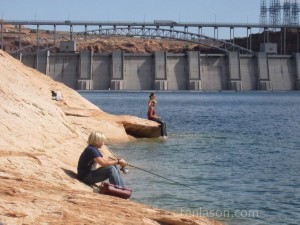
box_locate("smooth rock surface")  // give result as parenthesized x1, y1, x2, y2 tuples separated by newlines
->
(0, 50, 222, 225)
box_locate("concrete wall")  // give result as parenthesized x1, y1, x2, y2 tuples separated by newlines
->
(124, 54, 154, 90)
(21, 53, 36, 69)
(257, 52, 272, 91)
(187, 51, 202, 90)
(167, 54, 187, 90)
(294, 53, 300, 89)
(200, 55, 228, 91)
(92, 54, 111, 90)
(268, 56, 296, 91)
(79, 51, 92, 80)
(228, 52, 242, 91)
(240, 56, 258, 91)
(12, 51, 300, 91)
(48, 53, 79, 89)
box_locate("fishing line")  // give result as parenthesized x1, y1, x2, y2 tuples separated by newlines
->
(127, 162, 224, 203)
(107, 147, 208, 195)
(106, 147, 226, 203)
(127, 163, 201, 193)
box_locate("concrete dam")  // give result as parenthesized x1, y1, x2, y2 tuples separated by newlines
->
(12, 51, 300, 91)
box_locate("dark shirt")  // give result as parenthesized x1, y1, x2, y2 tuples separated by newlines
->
(77, 145, 103, 180)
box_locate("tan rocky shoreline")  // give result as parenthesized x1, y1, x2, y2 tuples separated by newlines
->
(0, 50, 223, 225)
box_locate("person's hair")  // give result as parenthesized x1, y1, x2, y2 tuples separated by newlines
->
(149, 92, 155, 99)
(88, 131, 106, 146)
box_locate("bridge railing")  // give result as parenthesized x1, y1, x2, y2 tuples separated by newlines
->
(2, 19, 300, 28)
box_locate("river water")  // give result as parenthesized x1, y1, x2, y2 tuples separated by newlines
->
(79, 91, 300, 225)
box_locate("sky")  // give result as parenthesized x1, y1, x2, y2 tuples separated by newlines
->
(1, 0, 261, 23)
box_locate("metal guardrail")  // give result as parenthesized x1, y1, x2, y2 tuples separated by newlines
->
(1, 19, 300, 29)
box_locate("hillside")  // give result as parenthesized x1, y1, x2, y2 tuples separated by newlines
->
(0, 50, 222, 225)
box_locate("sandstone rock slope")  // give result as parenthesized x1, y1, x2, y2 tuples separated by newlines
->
(0, 50, 222, 225)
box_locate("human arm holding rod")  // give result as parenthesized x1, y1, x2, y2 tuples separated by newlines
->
(94, 157, 127, 167)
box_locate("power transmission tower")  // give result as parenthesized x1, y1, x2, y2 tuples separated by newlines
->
(260, 0, 268, 25)
(291, 0, 299, 25)
(260, 0, 299, 25)
(269, 0, 282, 26)
(283, 0, 292, 25)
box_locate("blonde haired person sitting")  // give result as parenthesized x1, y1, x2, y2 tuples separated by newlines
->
(77, 131, 127, 187)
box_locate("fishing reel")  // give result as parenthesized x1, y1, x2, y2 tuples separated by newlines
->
(108, 155, 129, 174)
(120, 166, 129, 174)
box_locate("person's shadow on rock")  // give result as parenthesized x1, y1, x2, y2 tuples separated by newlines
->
(61, 168, 78, 179)
(61, 168, 99, 193)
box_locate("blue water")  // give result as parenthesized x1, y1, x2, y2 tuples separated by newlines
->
(79, 91, 300, 225)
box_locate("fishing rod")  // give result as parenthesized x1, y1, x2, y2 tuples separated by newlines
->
(126, 163, 201, 193)
(107, 147, 201, 194)
(106, 147, 228, 203)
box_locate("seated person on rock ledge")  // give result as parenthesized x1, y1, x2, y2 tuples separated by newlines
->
(148, 92, 156, 108)
(77, 131, 127, 187)
(148, 98, 167, 139)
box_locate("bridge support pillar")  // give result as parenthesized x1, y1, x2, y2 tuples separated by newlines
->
(187, 51, 202, 91)
(78, 80, 93, 90)
(228, 52, 242, 91)
(12, 52, 22, 61)
(189, 81, 202, 90)
(293, 53, 300, 90)
(111, 50, 125, 90)
(111, 80, 125, 90)
(155, 80, 168, 90)
(79, 50, 93, 80)
(112, 50, 124, 79)
(257, 52, 272, 91)
(154, 51, 168, 90)
(36, 50, 50, 75)
(229, 81, 243, 91)
(258, 81, 272, 91)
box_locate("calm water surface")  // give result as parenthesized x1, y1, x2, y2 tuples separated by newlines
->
(79, 91, 300, 225)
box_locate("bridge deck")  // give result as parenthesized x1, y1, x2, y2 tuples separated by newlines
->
(1, 20, 300, 29)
